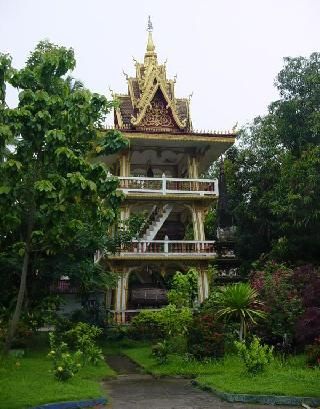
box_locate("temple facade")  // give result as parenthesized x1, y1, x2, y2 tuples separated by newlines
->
(99, 20, 236, 323)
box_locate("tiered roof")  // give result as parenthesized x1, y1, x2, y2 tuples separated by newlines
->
(114, 18, 192, 132)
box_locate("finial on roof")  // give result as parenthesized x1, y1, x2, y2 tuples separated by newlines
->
(147, 16, 153, 32)
(108, 86, 114, 98)
(146, 16, 156, 54)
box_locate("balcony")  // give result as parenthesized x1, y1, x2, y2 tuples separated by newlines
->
(95, 240, 236, 262)
(109, 240, 218, 260)
(118, 176, 218, 197)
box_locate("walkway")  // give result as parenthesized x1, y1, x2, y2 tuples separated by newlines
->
(103, 355, 296, 409)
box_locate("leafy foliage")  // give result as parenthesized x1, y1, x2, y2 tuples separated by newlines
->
(151, 341, 169, 364)
(187, 313, 224, 359)
(235, 336, 274, 375)
(0, 41, 128, 350)
(295, 307, 320, 348)
(216, 282, 266, 340)
(48, 333, 82, 381)
(219, 53, 320, 265)
(167, 268, 198, 307)
(306, 337, 320, 368)
(251, 262, 303, 345)
(60, 322, 104, 366)
(130, 305, 192, 342)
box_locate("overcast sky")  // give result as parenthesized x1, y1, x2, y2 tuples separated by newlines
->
(1, 0, 319, 131)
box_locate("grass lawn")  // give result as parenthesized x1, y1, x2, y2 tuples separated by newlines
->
(0, 338, 115, 409)
(124, 345, 320, 397)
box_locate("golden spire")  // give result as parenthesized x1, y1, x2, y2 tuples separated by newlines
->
(144, 16, 157, 65)
(146, 16, 155, 53)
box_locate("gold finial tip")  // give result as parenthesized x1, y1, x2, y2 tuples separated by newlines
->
(147, 16, 153, 32)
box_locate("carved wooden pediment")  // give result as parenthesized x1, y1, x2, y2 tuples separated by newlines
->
(138, 90, 178, 130)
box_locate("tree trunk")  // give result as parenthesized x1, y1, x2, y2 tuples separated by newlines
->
(4, 216, 33, 354)
(239, 316, 245, 341)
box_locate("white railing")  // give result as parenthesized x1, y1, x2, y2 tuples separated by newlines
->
(119, 240, 217, 256)
(118, 176, 218, 196)
(95, 240, 236, 260)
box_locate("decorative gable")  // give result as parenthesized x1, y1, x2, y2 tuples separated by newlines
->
(114, 21, 191, 132)
(138, 89, 178, 130)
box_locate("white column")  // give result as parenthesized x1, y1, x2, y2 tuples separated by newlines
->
(114, 270, 130, 323)
(197, 271, 204, 304)
(115, 275, 122, 322)
(202, 270, 209, 300)
(121, 271, 129, 323)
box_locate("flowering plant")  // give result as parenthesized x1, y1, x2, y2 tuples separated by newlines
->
(48, 332, 82, 381)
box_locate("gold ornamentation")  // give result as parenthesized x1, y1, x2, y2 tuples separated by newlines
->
(122, 131, 236, 144)
(139, 100, 176, 128)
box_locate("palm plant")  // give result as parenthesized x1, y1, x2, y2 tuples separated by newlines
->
(216, 282, 266, 340)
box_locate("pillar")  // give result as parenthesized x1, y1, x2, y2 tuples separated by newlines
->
(119, 151, 130, 177)
(197, 269, 209, 303)
(191, 205, 205, 241)
(120, 205, 130, 223)
(114, 269, 129, 323)
(187, 155, 199, 179)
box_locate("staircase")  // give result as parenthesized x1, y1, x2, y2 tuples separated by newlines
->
(140, 204, 173, 241)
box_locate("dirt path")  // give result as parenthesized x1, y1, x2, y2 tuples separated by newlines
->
(104, 355, 296, 409)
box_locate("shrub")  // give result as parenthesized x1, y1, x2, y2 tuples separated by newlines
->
(306, 337, 320, 368)
(27, 295, 63, 330)
(216, 282, 266, 341)
(106, 323, 129, 340)
(0, 321, 33, 349)
(63, 322, 103, 365)
(187, 313, 224, 359)
(77, 334, 104, 365)
(48, 333, 82, 381)
(250, 262, 303, 345)
(63, 322, 102, 348)
(235, 336, 274, 375)
(130, 305, 193, 343)
(295, 307, 320, 347)
(159, 305, 193, 339)
(129, 310, 165, 340)
(167, 269, 198, 307)
(151, 341, 169, 364)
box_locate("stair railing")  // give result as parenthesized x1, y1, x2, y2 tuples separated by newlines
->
(138, 205, 162, 238)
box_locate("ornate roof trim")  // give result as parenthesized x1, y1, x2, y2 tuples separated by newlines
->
(127, 78, 138, 108)
(130, 75, 186, 129)
(114, 94, 125, 128)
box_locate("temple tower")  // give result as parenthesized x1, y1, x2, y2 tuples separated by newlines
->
(101, 19, 236, 322)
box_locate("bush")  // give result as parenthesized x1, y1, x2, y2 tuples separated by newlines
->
(106, 323, 130, 341)
(48, 333, 82, 381)
(129, 310, 165, 340)
(250, 262, 303, 345)
(130, 305, 193, 344)
(167, 269, 198, 307)
(0, 321, 33, 349)
(63, 322, 103, 365)
(235, 336, 274, 375)
(295, 307, 320, 347)
(63, 322, 102, 348)
(27, 295, 63, 330)
(187, 313, 224, 359)
(159, 305, 193, 339)
(306, 337, 320, 368)
(151, 341, 169, 364)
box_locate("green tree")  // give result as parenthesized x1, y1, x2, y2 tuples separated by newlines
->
(0, 41, 128, 353)
(167, 268, 198, 307)
(221, 53, 320, 265)
(216, 283, 265, 340)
